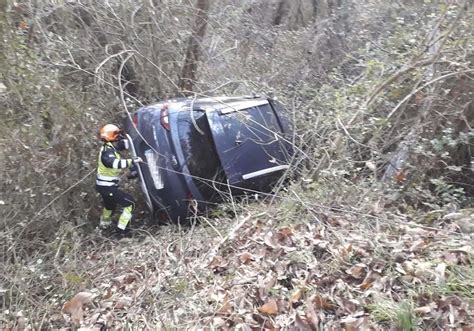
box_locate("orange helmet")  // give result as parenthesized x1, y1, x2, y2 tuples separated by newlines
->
(99, 124, 121, 142)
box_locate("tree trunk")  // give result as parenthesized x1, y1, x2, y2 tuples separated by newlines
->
(179, 0, 210, 93)
(273, 0, 287, 26)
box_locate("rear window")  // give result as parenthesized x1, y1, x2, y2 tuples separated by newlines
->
(177, 111, 224, 200)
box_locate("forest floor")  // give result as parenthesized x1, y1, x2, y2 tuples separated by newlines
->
(4, 200, 472, 330)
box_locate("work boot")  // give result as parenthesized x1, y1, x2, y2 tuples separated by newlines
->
(114, 227, 133, 239)
(117, 205, 133, 230)
(99, 208, 113, 228)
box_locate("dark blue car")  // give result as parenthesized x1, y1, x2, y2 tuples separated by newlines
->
(125, 95, 294, 222)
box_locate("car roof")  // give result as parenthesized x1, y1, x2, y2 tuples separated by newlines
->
(144, 95, 268, 112)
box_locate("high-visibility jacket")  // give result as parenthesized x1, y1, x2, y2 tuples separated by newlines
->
(96, 142, 132, 186)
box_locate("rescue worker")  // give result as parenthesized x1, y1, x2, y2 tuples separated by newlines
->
(96, 124, 142, 232)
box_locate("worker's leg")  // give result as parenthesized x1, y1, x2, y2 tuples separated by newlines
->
(96, 185, 117, 228)
(113, 189, 135, 231)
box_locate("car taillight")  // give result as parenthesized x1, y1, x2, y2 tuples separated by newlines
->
(160, 105, 170, 130)
(132, 113, 138, 128)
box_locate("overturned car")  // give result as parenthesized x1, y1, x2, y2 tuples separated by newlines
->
(125, 95, 294, 222)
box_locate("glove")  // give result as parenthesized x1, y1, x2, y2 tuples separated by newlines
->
(132, 157, 143, 164)
(127, 170, 139, 179)
(115, 139, 128, 151)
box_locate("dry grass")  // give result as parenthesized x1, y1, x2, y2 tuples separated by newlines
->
(1, 186, 472, 329)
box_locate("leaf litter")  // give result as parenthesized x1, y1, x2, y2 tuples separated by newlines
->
(3, 206, 473, 329)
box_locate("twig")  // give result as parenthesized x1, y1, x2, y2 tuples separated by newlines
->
(336, 116, 369, 147)
(387, 69, 474, 119)
(208, 213, 254, 260)
(35, 169, 95, 216)
(200, 217, 224, 240)
(364, 57, 437, 109)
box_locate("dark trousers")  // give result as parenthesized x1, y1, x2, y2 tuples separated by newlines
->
(96, 185, 135, 212)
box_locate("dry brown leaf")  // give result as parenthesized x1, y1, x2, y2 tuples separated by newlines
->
(217, 294, 233, 315)
(276, 227, 293, 244)
(295, 313, 312, 329)
(123, 274, 137, 284)
(305, 296, 320, 328)
(450, 245, 474, 255)
(312, 294, 336, 311)
(400, 275, 415, 283)
(414, 261, 433, 280)
(277, 227, 293, 237)
(290, 288, 304, 302)
(264, 231, 279, 249)
(341, 316, 367, 331)
(413, 302, 438, 315)
(257, 298, 278, 315)
(345, 263, 367, 279)
(62, 292, 94, 325)
(414, 305, 433, 315)
(340, 243, 353, 262)
(261, 273, 277, 296)
(209, 256, 228, 273)
(209, 255, 223, 268)
(401, 261, 415, 275)
(18, 21, 28, 30)
(359, 271, 379, 290)
(409, 239, 427, 252)
(395, 169, 408, 183)
(115, 296, 133, 309)
(112, 273, 136, 285)
(239, 252, 253, 264)
(212, 317, 226, 328)
(102, 288, 113, 300)
(442, 252, 459, 265)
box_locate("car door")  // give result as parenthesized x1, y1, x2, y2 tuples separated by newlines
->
(205, 99, 292, 188)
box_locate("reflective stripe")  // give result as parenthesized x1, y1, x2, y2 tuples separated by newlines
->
(112, 159, 120, 168)
(97, 174, 119, 181)
(111, 159, 128, 169)
(100, 208, 113, 228)
(101, 208, 113, 218)
(96, 179, 117, 186)
(117, 207, 132, 230)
